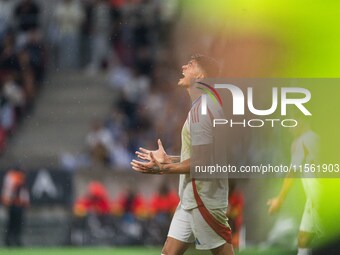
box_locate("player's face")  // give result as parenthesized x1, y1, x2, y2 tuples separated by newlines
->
(178, 59, 204, 87)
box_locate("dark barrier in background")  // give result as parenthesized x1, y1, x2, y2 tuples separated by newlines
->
(0, 168, 73, 246)
(0, 168, 73, 206)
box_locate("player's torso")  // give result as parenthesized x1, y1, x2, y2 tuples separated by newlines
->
(179, 96, 228, 210)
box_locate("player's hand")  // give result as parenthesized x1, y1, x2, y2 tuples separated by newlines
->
(131, 152, 166, 175)
(267, 197, 283, 215)
(135, 139, 171, 164)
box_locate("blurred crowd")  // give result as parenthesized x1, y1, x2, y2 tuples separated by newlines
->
(0, 0, 184, 167)
(51, 0, 188, 170)
(0, 2, 186, 247)
(82, 0, 186, 171)
(48, 0, 179, 72)
(82, 58, 188, 169)
(0, 0, 46, 155)
(71, 181, 179, 245)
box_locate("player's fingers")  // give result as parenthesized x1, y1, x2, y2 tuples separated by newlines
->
(136, 151, 149, 159)
(131, 163, 142, 171)
(136, 153, 147, 159)
(131, 160, 147, 169)
(132, 159, 147, 166)
(136, 150, 148, 157)
(158, 139, 164, 150)
(131, 165, 141, 171)
(136, 153, 146, 159)
(139, 147, 150, 154)
(135, 151, 145, 156)
(130, 161, 140, 168)
(132, 166, 147, 173)
(134, 165, 148, 172)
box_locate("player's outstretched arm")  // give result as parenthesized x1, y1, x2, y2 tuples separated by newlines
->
(267, 177, 294, 215)
(131, 153, 190, 175)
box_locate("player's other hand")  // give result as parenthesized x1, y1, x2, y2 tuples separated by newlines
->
(131, 152, 165, 175)
(135, 139, 171, 164)
(267, 197, 282, 215)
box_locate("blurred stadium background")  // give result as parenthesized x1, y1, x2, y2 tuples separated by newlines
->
(0, 0, 339, 254)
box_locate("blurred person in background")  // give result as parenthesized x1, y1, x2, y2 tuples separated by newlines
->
(133, 0, 156, 50)
(227, 180, 244, 249)
(73, 181, 110, 216)
(135, 45, 154, 77)
(119, 0, 138, 66)
(0, 0, 46, 159)
(86, 0, 113, 75)
(121, 66, 150, 104)
(23, 29, 45, 84)
(108, 0, 123, 64)
(13, 0, 40, 47)
(16, 29, 45, 113)
(105, 107, 129, 142)
(0, 0, 14, 40)
(110, 133, 132, 169)
(111, 186, 147, 244)
(86, 119, 115, 166)
(267, 116, 322, 255)
(113, 186, 147, 221)
(1, 72, 25, 128)
(156, 0, 178, 46)
(148, 181, 179, 243)
(0, 29, 45, 146)
(1, 167, 30, 247)
(149, 181, 179, 218)
(72, 181, 111, 244)
(0, 32, 19, 73)
(0, 32, 21, 151)
(54, 0, 85, 70)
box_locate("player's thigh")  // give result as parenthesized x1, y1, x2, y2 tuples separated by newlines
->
(299, 199, 316, 248)
(164, 207, 194, 254)
(299, 198, 319, 237)
(162, 236, 191, 255)
(211, 242, 234, 255)
(298, 231, 315, 248)
(191, 208, 230, 251)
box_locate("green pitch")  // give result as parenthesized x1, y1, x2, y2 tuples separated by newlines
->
(0, 247, 293, 255)
(0, 247, 160, 255)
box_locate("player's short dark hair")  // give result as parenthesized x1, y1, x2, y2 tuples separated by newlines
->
(191, 54, 220, 77)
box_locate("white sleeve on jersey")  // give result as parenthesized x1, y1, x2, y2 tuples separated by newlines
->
(190, 96, 224, 146)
